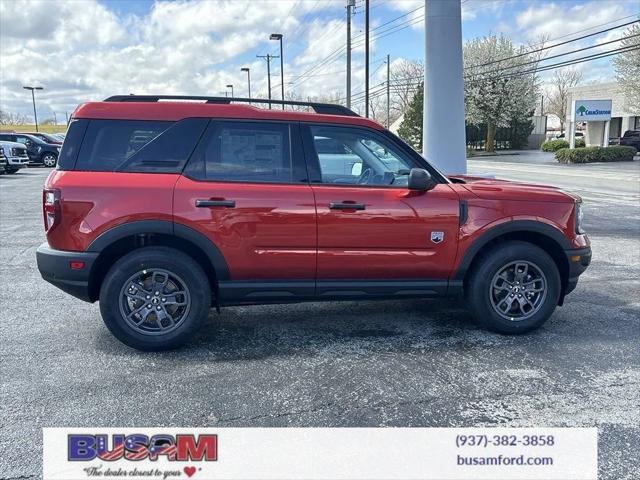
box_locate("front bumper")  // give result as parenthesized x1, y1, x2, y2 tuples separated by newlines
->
(36, 243, 99, 302)
(564, 246, 592, 296)
(6, 156, 29, 168)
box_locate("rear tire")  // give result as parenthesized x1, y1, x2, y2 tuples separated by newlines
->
(465, 241, 561, 334)
(99, 247, 211, 350)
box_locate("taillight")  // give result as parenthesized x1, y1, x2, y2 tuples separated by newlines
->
(43, 188, 61, 232)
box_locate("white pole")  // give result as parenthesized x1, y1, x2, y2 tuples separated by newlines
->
(423, 0, 466, 174)
(603, 120, 610, 147)
(569, 100, 576, 149)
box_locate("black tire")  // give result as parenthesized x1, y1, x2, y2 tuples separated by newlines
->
(465, 241, 561, 334)
(99, 247, 211, 350)
(41, 152, 57, 168)
(6, 168, 19, 174)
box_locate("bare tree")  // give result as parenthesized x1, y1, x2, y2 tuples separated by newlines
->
(0, 110, 28, 125)
(389, 59, 423, 117)
(546, 67, 582, 134)
(613, 23, 640, 114)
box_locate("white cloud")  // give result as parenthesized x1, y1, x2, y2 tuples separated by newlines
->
(0, 0, 343, 120)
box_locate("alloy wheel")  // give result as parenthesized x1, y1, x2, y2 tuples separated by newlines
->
(43, 154, 57, 167)
(119, 268, 191, 335)
(489, 260, 547, 321)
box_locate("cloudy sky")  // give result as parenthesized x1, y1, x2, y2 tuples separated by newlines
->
(0, 0, 638, 122)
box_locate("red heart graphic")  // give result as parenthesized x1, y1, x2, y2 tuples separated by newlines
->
(183, 466, 197, 478)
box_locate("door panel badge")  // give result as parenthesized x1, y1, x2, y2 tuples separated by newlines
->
(430, 231, 444, 244)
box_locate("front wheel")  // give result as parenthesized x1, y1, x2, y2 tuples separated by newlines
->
(99, 247, 211, 350)
(465, 241, 561, 334)
(42, 153, 57, 167)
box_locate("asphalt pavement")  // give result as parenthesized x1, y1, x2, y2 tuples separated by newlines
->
(1, 154, 639, 479)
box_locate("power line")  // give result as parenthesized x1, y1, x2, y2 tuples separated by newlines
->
(470, 33, 640, 76)
(466, 18, 639, 69)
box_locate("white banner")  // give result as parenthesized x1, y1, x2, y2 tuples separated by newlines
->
(43, 427, 597, 480)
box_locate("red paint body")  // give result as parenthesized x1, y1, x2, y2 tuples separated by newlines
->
(44, 101, 589, 287)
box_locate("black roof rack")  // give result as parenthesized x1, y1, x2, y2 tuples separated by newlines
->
(103, 95, 359, 117)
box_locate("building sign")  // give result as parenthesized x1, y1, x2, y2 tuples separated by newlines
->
(573, 99, 612, 121)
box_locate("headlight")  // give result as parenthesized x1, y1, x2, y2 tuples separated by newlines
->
(575, 202, 585, 234)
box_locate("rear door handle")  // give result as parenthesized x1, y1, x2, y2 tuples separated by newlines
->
(329, 201, 366, 210)
(195, 199, 236, 208)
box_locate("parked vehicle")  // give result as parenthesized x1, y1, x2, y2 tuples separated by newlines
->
(36, 95, 591, 350)
(18, 132, 63, 145)
(0, 140, 30, 173)
(619, 130, 640, 150)
(556, 132, 584, 139)
(0, 147, 7, 174)
(0, 133, 60, 167)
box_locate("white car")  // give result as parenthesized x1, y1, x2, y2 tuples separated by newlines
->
(0, 140, 30, 174)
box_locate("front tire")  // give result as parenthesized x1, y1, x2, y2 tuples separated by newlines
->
(465, 241, 561, 334)
(42, 153, 57, 168)
(99, 247, 211, 350)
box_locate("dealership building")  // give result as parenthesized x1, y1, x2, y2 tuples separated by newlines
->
(566, 82, 639, 147)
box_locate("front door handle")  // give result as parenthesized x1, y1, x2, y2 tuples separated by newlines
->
(329, 201, 366, 210)
(195, 199, 236, 208)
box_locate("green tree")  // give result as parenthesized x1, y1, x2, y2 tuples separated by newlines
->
(397, 83, 424, 151)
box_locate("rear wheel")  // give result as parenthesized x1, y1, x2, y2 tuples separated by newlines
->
(99, 247, 210, 350)
(465, 241, 561, 334)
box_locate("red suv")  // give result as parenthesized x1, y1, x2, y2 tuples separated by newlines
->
(36, 95, 591, 350)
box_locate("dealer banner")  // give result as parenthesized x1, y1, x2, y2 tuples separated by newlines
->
(43, 427, 597, 480)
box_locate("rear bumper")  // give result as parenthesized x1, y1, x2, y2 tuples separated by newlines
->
(36, 243, 98, 302)
(564, 246, 592, 295)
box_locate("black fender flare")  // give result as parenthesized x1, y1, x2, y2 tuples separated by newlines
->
(453, 220, 572, 281)
(87, 220, 230, 280)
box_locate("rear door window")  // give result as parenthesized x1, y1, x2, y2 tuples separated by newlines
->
(187, 121, 293, 183)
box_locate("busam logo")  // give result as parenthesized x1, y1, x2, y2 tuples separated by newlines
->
(577, 105, 588, 116)
(68, 433, 218, 462)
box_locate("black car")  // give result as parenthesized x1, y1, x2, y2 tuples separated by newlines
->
(18, 132, 63, 145)
(0, 133, 60, 167)
(620, 130, 640, 150)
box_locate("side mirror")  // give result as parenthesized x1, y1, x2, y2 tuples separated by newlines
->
(408, 168, 437, 191)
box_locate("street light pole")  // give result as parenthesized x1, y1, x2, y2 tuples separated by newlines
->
(23, 85, 43, 132)
(241, 68, 251, 103)
(386, 54, 390, 128)
(270, 34, 285, 110)
(227, 84, 234, 98)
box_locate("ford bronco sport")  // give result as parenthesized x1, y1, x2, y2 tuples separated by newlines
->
(36, 95, 591, 350)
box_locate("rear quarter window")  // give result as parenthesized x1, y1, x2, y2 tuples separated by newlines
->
(73, 118, 208, 173)
(56, 119, 88, 170)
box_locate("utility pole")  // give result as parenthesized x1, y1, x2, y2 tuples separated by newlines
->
(365, 0, 370, 117)
(241, 68, 251, 103)
(65, 111, 69, 124)
(53, 111, 57, 125)
(257, 54, 278, 109)
(23, 85, 43, 132)
(540, 95, 544, 115)
(346, 0, 355, 109)
(386, 54, 391, 128)
(270, 34, 285, 110)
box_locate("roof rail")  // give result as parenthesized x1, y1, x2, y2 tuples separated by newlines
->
(103, 95, 359, 117)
